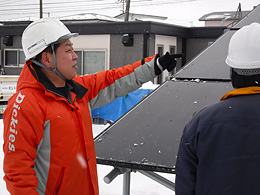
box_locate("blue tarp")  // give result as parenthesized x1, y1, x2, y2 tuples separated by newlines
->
(91, 88, 154, 122)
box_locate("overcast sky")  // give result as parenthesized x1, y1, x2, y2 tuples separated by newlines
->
(0, 0, 259, 26)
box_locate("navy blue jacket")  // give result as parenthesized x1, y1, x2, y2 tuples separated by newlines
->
(175, 93, 260, 195)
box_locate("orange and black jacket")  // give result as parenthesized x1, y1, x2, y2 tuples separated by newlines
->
(3, 55, 157, 195)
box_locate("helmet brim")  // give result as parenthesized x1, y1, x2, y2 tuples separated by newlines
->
(53, 33, 79, 44)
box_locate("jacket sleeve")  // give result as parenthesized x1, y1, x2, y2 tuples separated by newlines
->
(175, 117, 199, 195)
(3, 91, 44, 195)
(77, 54, 158, 109)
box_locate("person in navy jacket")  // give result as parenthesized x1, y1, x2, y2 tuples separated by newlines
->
(175, 22, 260, 195)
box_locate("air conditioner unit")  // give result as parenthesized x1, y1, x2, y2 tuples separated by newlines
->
(3, 35, 13, 46)
(122, 34, 134, 46)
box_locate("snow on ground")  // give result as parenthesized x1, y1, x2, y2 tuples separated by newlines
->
(140, 81, 160, 90)
(0, 120, 175, 195)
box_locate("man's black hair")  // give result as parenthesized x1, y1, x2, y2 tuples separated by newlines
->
(231, 68, 260, 88)
(34, 44, 60, 63)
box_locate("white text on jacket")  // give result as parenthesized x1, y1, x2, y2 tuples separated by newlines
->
(8, 92, 25, 152)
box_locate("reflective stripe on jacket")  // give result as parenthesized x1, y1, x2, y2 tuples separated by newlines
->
(3, 55, 157, 195)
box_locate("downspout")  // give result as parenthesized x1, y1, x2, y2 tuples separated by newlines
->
(181, 37, 187, 67)
(143, 33, 149, 58)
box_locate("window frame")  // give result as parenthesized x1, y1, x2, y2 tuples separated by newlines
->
(156, 45, 164, 84)
(4, 49, 25, 68)
(83, 49, 107, 75)
(74, 49, 84, 75)
(169, 45, 176, 55)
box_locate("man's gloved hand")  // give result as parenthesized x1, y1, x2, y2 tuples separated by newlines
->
(154, 52, 177, 75)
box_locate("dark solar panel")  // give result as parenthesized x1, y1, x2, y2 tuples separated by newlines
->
(94, 4, 260, 173)
(95, 80, 232, 173)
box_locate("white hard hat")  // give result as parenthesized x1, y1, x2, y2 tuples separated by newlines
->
(226, 22, 260, 69)
(22, 17, 78, 61)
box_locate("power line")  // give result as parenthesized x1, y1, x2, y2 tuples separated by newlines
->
(0, 0, 195, 17)
(0, 0, 192, 10)
(0, 0, 27, 6)
(0, 0, 113, 7)
(0, 1, 121, 12)
(0, 0, 118, 8)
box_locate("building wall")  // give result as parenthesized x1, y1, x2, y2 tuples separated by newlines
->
(155, 35, 177, 82)
(0, 35, 219, 79)
(176, 36, 184, 70)
(0, 33, 157, 76)
(185, 37, 216, 64)
(205, 20, 234, 27)
(73, 33, 157, 72)
(72, 34, 110, 69)
(155, 35, 177, 52)
(1, 36, 23, 75)
(0, 24, 222, 79)
(1, 35, 112, 76)
(110, 34, 151, 69)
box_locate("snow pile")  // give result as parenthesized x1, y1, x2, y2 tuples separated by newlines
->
(140, 81, 159, 90)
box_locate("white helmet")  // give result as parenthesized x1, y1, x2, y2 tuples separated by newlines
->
(22, 17, 78, 61)
(226, 22, 260, 69)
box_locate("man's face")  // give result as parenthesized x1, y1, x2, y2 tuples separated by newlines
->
(55, 39, 78, 80)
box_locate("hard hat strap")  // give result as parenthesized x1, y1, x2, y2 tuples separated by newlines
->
(30, 44, 67, 81)
(31, 59, 53, 71)
(51, 44, 67, 81)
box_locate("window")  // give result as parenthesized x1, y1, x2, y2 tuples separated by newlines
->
(3, 48, 107, 74)
(84, 50, 106, 74)
(19, 50, 26, 67)
(74, 50, 83, 75)
(5, 50, 17, 67)
(4, 49, 25, 67)
(169, 45, 177, 75)
(74, 49, 107, 75)
(157, 45, 164, 56)
(157, 45, 164, 84)
(169, 46, 176, 54)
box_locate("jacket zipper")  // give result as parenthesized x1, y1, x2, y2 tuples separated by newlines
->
(46, 89, 75, 105)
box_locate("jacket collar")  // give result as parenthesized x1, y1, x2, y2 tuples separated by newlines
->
(220, 86, 260, 101)
(27, 61, 88, 102)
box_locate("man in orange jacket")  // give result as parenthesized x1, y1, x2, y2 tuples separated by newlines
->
(3, 17, 177, 195)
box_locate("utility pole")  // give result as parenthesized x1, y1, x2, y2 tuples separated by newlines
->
(40, 0, 43, 18)
(124, 0, 130, 21)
